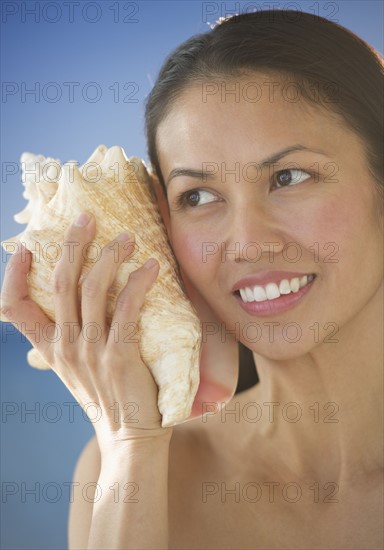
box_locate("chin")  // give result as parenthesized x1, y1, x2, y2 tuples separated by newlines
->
(240, 336, 318, 362)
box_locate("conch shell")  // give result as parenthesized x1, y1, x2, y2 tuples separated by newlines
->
(1, 145, 202, 428)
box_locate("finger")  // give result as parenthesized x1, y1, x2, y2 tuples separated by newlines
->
(80, 232, 136, 342)
(107, 258, 160, 350)
(1, 244, 55, 362)
(52, 212, 96, 336)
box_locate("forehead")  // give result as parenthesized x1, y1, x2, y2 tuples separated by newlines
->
(156, 73, 344, 173)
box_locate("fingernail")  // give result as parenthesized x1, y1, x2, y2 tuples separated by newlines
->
(143, 258, 157, 269)
(74, 212, 91, 227)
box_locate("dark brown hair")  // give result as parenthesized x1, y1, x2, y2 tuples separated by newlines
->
(145, 10, 383, 196)
(144, 10, 383, 392)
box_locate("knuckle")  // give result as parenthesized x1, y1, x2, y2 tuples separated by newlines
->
(64, 222, 84, 239)
(115, 297, 131, 312)
(128, 269, 143, 282)
(64, 227, 77, 240)
(54, 344, 77, 366)
(81, 322, 104, 344)
(79, 345, 99, 370)
(102, 346, 116, 370)
(115, 292, 138, 313)
(102, 246, 119, 266)
(4, 259, 17, 276)
(0, 301, 16, 320)
(62, 237, 82, 256)
(81, 276, 100, 299)
(0, 290, 19, 320)
(52, 271, 72, 295)
(103, 346, 132, 367)
(102, 348, 118, 365)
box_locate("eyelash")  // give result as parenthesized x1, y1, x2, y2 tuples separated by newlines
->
(174, 168, 314, 210)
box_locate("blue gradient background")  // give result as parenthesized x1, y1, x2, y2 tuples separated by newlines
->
(1, 1, 383, 548)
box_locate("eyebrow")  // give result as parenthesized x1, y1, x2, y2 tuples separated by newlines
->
(165, 144, 329, 189)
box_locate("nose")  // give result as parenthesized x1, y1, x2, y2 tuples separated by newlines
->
(222, 200, 285, 263)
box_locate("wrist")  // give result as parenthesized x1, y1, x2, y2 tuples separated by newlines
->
(96, 426, 173, 458)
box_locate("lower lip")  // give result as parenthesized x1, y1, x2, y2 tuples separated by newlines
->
(233, 277, 316, 317)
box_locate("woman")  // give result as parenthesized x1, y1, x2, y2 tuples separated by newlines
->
(1, 9, 383, 549)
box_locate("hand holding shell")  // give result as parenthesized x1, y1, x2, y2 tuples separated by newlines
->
(1, 144, 202, 427)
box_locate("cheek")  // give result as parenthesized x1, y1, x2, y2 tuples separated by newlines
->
(279, 192, 359, 262)
(292, 186, 382, 296)
(171, 227, 208, 281)
(311, 189, 378, 265)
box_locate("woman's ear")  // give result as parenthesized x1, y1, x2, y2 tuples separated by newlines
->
(150, 173, 172, 242)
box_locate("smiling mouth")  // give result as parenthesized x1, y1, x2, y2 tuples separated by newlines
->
(234, 274, 317, 303)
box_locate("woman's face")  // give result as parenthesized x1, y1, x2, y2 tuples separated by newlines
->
(156, 74, 383, 358)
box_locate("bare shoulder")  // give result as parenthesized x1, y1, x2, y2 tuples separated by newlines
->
(68, 435, 101, 550)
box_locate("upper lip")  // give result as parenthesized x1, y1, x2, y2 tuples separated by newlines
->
(231, 271, 315, 293)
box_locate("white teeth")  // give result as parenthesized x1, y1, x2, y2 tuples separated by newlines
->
(289, 277, 300, 293)
(253, 286, 268, 302)
(279, 279, 291, 295)
(299, 275, 308, 288)
(239, 288, 248, 303)
(245, 287, 255, 302)
(237, 274, 314, 304)
(265, 283, 280, 300)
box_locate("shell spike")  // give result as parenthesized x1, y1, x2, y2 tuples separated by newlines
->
(97, 145, 129, 176)
(81, 144, 108, 167)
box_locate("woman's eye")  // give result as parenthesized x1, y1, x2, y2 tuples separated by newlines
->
(175, 189, 217, 209)
(273, 169, 311, 188)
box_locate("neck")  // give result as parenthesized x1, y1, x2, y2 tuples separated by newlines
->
(204, 282, 383, 484)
